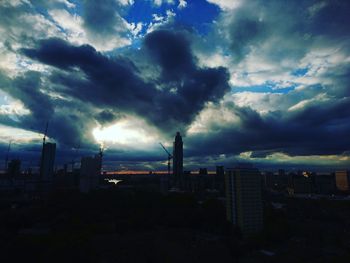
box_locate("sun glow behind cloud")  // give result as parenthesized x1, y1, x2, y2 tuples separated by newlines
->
(92, 117, 161, 150)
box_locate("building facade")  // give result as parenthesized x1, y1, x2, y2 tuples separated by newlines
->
(79, 154, 102, 193)
(40, 142, 56, 181)
(225, 165, 263, 236)
(335, 170, 350, 191)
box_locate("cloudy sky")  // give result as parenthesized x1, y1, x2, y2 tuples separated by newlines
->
(0, 0, 349, 171)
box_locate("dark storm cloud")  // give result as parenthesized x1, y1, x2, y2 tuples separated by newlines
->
(0, 70, 97, 148)
(143, 30, 230, 130)
(144, 30, 194, 79)
(21, 31, 230, 134)
(309, 0, 350, 38)
(228, 16, 266, 62)
(187, 98, 350, 157)
(95, 110, 123, 125)
(0, 71, 53, 124)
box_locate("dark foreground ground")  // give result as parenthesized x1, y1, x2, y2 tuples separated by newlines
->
(1, 189, 350, 262)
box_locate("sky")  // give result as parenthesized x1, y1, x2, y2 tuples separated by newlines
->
(0, 0, 349, 172)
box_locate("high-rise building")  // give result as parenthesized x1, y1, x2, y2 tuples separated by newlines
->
(335, 170, 350, 191)
(173, 131, 183, 186)
(40, 142, 56, 181)
(225, 165, 263, 236)
(79, 154, 102, 193)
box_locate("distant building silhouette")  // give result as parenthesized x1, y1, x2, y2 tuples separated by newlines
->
(292, 173, 313, 194)
(79, 154, 102, 193)
(215, 165, 225, 193)
(199, 168, 208, 175)
(314, 173, 336, 194)
(216, 166, 224, 177)
(225, 165, 263, 236)
(335, 170, 350, 191)
(40, 142, 56, 182)
(173, 132, 183, 187)
(7, 159, 21, 177)
(160, 174, 169, 195)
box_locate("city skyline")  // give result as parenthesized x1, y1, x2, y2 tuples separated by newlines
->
(0, 0, 350, 171)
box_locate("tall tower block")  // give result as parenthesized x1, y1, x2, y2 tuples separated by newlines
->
(225, 165, 263, 236)
(173, 132, 183, 186)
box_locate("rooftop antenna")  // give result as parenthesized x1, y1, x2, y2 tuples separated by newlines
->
(4, 140, 12, 172)
(39, 121, 49, 179)
(43, 121, 49, 144)
(159, 142, 173, 175)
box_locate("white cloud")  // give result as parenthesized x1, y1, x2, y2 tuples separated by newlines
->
(126, 22, 144, 37)
(178, 0, 187, 9)
(288, 93, 329, 112)
(0, 124, 42, 144)
(92, 115, 164, 151)
(0, 100, 30, 117)
(117, 0, 134, 6)
(187, 101, 239, 135)
(238, 151, 350, 166)
(147, 9, 176, 33)
(153, 0, 175, 6)
(206, 0, 241, 10)
(48, 8, 133, 51)
(1, 0, 30, 7)
(48, 9, 86, 45)
(0, 11, 60, 75)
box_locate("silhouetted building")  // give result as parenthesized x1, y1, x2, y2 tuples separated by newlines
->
(7, 159, 21, 177)
(263, 171, 274, 189)
(216, 166, 224, 177)
(199, 168, 208, 175)
(173, 132, 183, 187)
(225, 165, 263, 236)
(278, 169, 285, 176)
(40, 142, 56, 182)
(292, 174, 313, 194)
(335, 170, 350, 191)
(314, 174, 336, 194)
(215, 165, 225, 193)
(79, 154, 102, 193)
(160, 174, 169, 195)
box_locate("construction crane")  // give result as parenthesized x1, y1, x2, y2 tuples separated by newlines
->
(159, 142, 173, 175)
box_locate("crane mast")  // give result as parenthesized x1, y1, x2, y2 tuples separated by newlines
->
(159, 143, 173, 175)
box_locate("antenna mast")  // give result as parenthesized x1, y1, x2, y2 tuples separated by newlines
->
(43, 121, 49, 144)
